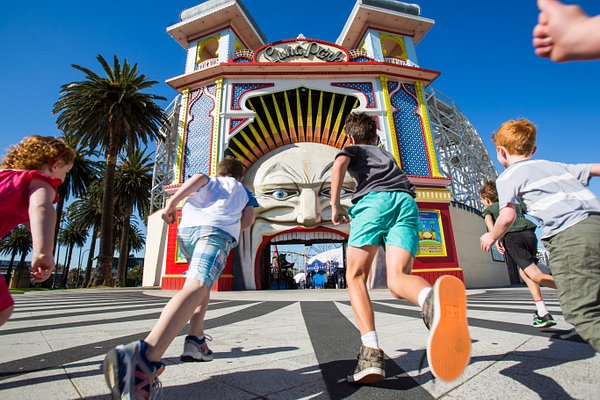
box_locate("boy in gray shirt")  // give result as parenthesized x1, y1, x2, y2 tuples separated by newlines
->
(331, 112, 470, 383)
(480, 118, 600, 351)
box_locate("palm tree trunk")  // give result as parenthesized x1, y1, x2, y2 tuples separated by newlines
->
(5, 250, 17, 285)
(117, 204, 133, 287)
(14, 252, 28, 289)
(93, 132, 120, 287)
(53, 189, 67, 255)
(84, 225, 99, 287)
(62, 244, 74, 288)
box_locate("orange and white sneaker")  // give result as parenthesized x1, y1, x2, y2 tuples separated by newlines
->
(422, 275, 470, 382)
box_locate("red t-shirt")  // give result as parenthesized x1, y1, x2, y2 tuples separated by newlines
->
(0, 169, 62, 238)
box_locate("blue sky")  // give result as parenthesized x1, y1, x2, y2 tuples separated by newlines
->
(1, 1, 599, 259)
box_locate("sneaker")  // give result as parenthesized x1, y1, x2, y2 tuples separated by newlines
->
(423, 275, 471, 382)
(103, 340, 164, 400)
(180, 335, 214, 362)
(533, 312, 557, 328)
(347, 345, 385, 384)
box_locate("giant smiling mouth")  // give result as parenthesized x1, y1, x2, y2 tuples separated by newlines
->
(253, 226, 347, 288)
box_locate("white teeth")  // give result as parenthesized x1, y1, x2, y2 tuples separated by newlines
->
(270, 230, 345, 243)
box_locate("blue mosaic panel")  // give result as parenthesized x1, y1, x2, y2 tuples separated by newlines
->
(231, 83, 273, 110)
(388, 82, 430, 176)
(229, 118, 246, 131)
(184, 89, 215, 178)
(351, 57, 372, 62)
(233, 57, 251, 63)
(331, 82, 375, 108)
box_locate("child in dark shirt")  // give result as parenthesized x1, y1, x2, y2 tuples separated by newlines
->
(330, 112, 470, 383)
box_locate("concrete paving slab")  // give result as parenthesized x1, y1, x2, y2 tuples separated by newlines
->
(1, 286, 598, 399)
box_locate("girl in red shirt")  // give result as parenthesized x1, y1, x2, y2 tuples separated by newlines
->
(0, 136, 75, 326)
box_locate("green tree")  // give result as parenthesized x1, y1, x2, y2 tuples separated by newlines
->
(113, 220, 145, 286)
(58, 221, 89, 288)
(0, 226, 32, 288)
(115, 148, 152, 286)
(53, 55, 167, 286)
(68, 181, 103, 287)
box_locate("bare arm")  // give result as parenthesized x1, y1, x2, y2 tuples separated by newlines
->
(534, 0, 600, 62)
(161, 174, 209, 224)
(590, 163, 600, 177)
(483, 214, 495, 232)
(330, 155, 351, 225)
(28, 179, 57, 282)
(240, 205, 255, 231)
(484, 214, 506, 254)
(480, 204, 516, 251)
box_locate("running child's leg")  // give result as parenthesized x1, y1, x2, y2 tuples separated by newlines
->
(346, 244, 387, 384)
(384, 246, 429, 304)
(385, 245, 470, 381)
(523, 263, 557, 289)
(144, 279, 210, 362)
(181, 289, 214, 362)
(346, 244, 379, 337)
(518, 268, 556, 327)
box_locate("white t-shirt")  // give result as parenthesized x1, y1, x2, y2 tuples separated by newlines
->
(178, 177, 254, 241)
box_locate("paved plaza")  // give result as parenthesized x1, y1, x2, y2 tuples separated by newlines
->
(0, 286, 598, 399)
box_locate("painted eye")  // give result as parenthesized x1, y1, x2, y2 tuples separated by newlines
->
(264, 189, 298, 200)
(272, 189, 288, 199)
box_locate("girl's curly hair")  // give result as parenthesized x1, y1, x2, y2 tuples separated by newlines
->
(1, 135, 76, 170)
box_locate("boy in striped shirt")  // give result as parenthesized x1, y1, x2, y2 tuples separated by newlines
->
(480, 118, 600, 351)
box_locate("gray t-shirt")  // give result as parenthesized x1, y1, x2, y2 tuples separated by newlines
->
(336, 144, 415, 203)
(496, 159, 600, 239)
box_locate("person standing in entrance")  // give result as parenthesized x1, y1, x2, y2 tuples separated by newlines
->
(479, 180, 557, 328)
(330, 112, 471, 383)
(103, 156, 258, 400)
(480, 118, 600, 352)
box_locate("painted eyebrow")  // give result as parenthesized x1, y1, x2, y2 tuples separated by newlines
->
(263, 162, 304, 182)
(319, 161, 334, 180)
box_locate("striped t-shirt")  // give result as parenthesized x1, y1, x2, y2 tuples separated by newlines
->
(496, 159, 600, 239)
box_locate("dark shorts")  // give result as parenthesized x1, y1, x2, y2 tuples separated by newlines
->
(503, 229, 538, 269)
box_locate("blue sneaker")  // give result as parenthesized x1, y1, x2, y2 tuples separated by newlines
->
(103, 340, 164, 400)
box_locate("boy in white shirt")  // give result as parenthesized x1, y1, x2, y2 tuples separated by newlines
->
(103, 157, 258, 400)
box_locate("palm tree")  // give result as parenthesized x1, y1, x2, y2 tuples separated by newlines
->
(0, 226, 32, 288)
(68, 181, 103, 287)
(58, 221, 89, 288)
(114, 148, 153, 286)
(53, 134, 101, 256)
(113, 222, 145, 286)
(53, 55, 167, 286)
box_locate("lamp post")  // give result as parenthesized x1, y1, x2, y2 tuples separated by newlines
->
(76, 248, 90, 288)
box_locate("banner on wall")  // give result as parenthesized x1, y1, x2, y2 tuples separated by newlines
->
(417, 210, 447, 257)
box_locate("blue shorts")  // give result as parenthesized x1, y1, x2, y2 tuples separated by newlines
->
(347, 191, 419, 256)
(177, 226, 236, 288)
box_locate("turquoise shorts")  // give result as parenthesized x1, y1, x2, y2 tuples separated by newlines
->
(347, 191, 419, 256)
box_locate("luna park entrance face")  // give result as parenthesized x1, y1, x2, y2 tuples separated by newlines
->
(264, 242, 347, 290)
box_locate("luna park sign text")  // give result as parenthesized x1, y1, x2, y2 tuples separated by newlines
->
(256, 41, 347, 63)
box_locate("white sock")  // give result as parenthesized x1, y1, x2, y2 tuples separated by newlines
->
(361, 331, 379, 349)
(535, 300, 549, 316)
(418, 287, 432, 310)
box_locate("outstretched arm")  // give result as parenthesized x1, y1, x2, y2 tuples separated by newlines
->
(533, 0, 600, 62)
(330, 155, 351, 225)
(480, 205, 516, 252)
(240, 205, 255, 231)
(28, 179, 57, 282)
(161, 174, 209, 224)
(590, 163, 600, 177)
